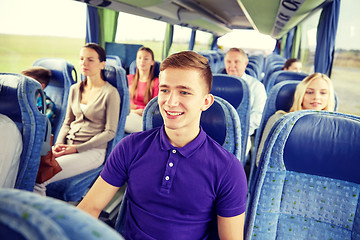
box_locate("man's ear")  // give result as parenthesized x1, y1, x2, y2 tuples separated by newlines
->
(201, 93, 214, 111)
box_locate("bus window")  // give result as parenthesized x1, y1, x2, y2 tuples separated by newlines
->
(168, 25, 192, 55)
(331, 0, 360, 115)
(299, 10, 321, 73)
(193, 30, 212, 51)
(0, 0, 86, 75)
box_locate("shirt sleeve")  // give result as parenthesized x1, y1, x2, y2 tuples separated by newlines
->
(216, 157, 248, 217)
(100, 135, 131, 187)
(249, 79, 267, 135)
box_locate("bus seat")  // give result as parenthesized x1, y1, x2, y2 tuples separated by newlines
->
(45, 64, 130, 202)
(245, 67, 258, 79)
(106, 55, 122, 68)
(0, 73, 47, 191)
(262, 62, 284, 84)
(212, 74, 250, 164)
(0, 188, 124, 240)
(248, 81, 298, 193)
(245, 111, 360, 239)
(265, 70, 308, 93)
(143, 95, 242, 161)
(129, 60, 161, 78)
(32, 58, 77, 141)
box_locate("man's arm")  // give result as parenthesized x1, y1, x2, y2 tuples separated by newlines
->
(77, 176, 119, 218)
(217, 213, 245, 240)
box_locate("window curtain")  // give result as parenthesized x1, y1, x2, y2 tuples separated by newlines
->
(85, 5, 99, 44)
(189, 29, 196, 50)
(162, 23, 174, 60)
(314, 0, 340, 76)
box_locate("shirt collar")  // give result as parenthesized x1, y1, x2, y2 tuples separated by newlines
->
(159, 125, 206, 158)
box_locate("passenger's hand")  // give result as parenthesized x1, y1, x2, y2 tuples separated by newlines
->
(131, 108, 144, 116)
(52, 144, 77, 158)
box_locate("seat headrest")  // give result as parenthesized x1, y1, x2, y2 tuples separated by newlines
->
(146, 99, 227, 145)
(284, 113, 360, 184)
(103, 65, 118, 88)
(212, 74, 244, 109)
(273, 71, 308, 85)
(33, 58, 76, 86)
(275, 82, 297, 112)
(0, 75, 23, 124)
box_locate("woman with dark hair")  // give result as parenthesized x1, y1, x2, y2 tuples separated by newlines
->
(283, 58, 302, 72)
(34, 43, 120, 196)
(125, 46, 159, 132)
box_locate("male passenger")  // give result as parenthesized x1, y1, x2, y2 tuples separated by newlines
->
(78, 51, 248, 239)
(224, 48, 267, 154)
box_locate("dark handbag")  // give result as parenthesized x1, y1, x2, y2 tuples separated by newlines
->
(36, 119, 62, 183)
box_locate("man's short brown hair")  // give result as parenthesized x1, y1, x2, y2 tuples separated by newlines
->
(160, 51, 212, 93)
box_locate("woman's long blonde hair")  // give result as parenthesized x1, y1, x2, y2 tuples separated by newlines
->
(289, 73, 335, 112)
(129, 47, 156, 104)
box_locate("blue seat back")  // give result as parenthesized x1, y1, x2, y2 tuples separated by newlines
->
(129, 60, 160, 78)
(0, 73, 47, 191)
(211, 74, 250, 162)
(246, 111, 360, 239)
(265, 70, 308, 93)
(32, 58, 76, 141)
(46, 65, 130, 201)
(106, 55, 122, 68)
(248, 81, 298, 191)
(0, 188, 124, 240)
(143, 96, 242, 161)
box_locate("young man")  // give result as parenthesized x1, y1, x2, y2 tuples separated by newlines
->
(224, 48, 267, 154)
(21, 67, 56, 127)
(77, 51, 248, 239)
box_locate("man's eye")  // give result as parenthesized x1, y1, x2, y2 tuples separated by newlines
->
(160, 89, 168, 93)
(181, 91, 189, 95)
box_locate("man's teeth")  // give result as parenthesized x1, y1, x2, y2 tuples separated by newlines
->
(167, 111, 182, 116)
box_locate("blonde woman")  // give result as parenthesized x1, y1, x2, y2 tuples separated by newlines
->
(256, 73, 335, 166)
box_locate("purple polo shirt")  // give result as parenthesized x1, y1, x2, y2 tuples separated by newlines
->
(101, 126, 247, 240)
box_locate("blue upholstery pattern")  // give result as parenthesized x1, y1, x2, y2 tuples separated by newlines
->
(0, 73, 47, 191)
(212, 74, 250, 162)
(248, 80, 299, 191)
(245, 111, 360, 239)
(142, 95, 242, 162)
(46, 64, 130, 201)
(32, 58, 76, 141)
(129, 60, 160, 78)
(0, 188, 124, 240)
(265, 70, 308, 93)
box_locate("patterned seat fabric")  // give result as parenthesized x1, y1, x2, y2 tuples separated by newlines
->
(0, 73, 47, 191)
(246, 111, 360, 239)
(32, 58, 77, 141)
(212, 74, 250, 163)
(0, 188, 124, 240)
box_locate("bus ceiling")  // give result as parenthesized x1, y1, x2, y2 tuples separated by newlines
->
(74, 0, 333, 38)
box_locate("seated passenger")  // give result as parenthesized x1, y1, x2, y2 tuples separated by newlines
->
(33, 43, 120, 196)
(224, 47, 267, 154)
(256, 73, 335, 166)
(0, 114, 22, 188)
(77, 51, 248, 239)
(282, 58, 302, 72)
(125, 47, 159, 133)
(21, 67, 56, 127)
